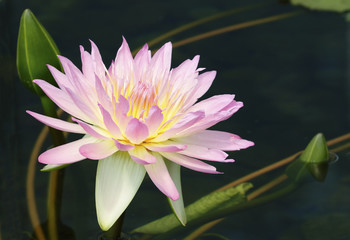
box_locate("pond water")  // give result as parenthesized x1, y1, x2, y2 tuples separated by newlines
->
(1, 0, 349, 239)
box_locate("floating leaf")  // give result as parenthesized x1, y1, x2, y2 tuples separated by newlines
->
(291, 0, 350, 13)
(17, 9, 61, 96)
(133, 182, 252, 234)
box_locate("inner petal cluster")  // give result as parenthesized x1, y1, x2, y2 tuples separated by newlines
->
(127, 81, 157, 119)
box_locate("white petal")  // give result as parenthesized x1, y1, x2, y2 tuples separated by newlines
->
(96, 152, 146, 230)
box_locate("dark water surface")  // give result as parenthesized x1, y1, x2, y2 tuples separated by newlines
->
(1, 0, 349, 239)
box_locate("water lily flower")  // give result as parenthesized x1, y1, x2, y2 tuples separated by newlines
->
(27, 37, 254, 230)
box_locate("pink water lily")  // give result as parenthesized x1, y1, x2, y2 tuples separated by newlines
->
(27, 37, 254, 230)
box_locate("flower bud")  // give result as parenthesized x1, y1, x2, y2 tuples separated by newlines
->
(286, 133, 330, 183)
(16, 9, 61, 96)
(300, 133, 329, 164)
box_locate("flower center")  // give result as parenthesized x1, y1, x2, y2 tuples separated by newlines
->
(127, 81, 157, 119)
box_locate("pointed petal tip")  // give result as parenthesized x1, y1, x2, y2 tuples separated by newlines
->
(99, 222, 112, 231)
(89, 39, 97, 47)
(235, 139, 255, 150)
(169, 192, 180, 201)
(98, 214, 121, 231)
(165, 41, 172, 48)
(225, 159, 235, 163)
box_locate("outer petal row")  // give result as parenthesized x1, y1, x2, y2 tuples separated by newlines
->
(161, 152, 221, 174)
(38, 136, 96, 164)
(26, 111, 85, 134)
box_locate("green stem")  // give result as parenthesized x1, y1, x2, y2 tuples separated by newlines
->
(132, 2, 269, 54)
(40, 96, 66, 240)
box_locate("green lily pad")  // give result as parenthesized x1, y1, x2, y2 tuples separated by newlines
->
(291, 0, 350, 13)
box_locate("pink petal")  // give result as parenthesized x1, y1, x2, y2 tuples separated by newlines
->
(98, 104, 123, 139)
(161, 152, 221, 174)
(144, 141, 187, 152)
(80, 46, 95, 83)
(149, 42, 172, 78)
(113, 139, 135, 151)
(145, 105, 163, 136)
(128, 146, 156, 164)
(173, 101, 244, 138)
(95, 75, 113, 111)
(134, 44, 151, 81)
(179, 144, 234, 162)
(125, 118, 149, 144)
(187, 94, 236, 115)
(184, 71, 216, 108)
(26, 110, 85, 134)
(79, 140, 118, 160)
(65, 87, 100, 124)
(144, 153, 179, 200)
(115, 95, 131, 131)
(170, 56, 200, 94)
(38, 136, 95, 164)
(47, 65, 72, 90)
(33, 80, 88, 121)
(73, 118, 110, 140)
(194, 71, 216, 98)
(177, 130, 254, 151)
(114, 37, 134, 81)
(90, 40, 106, 79)
(153, 111, 205, 142)
(58, 55, 95, 102)
(57, 55, 83, 82)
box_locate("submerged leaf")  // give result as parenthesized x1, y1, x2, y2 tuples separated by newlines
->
(17, 9, 61, 96)
(133, 182, 252, 234)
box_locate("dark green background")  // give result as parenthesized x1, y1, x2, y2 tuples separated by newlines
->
(0, 0, 349, 239)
